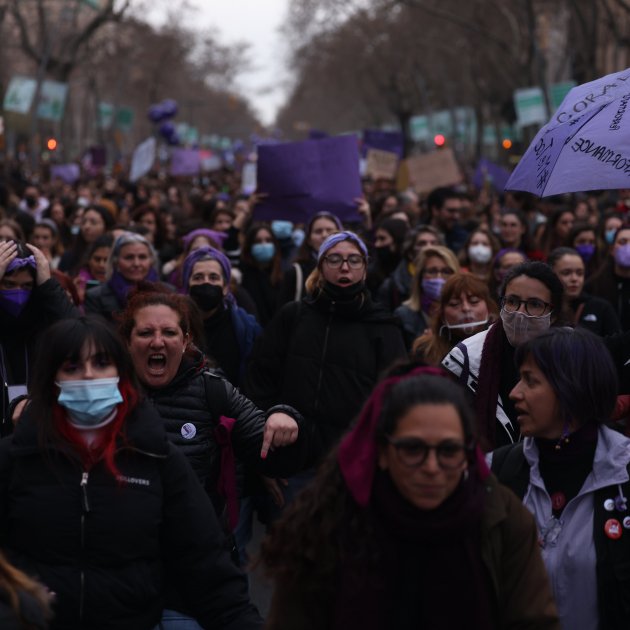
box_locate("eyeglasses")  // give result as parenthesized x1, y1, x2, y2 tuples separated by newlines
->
(501, 294, 552, 317)
(423, 267, 454, 278)
(323, 254, 366, 269)
(385, 437, 469, 469)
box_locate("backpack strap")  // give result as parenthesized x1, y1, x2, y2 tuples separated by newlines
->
(293, 262, 303, 302)
(491, 442, 529, 499)
(201, 370, 229, 421)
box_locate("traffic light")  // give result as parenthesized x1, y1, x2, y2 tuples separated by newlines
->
(502, 138, 513, 150)
(433, 134, 446, 148)
(47, 138, 58, 151)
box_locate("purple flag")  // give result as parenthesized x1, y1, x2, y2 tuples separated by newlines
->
(363, 129, 404, 159)
(309, 129, 329, 140)
(254, 135, 362, 223)
(473, 158, 511, 191)
(170, 148, 200, 177)
(51, 163, 80, 184)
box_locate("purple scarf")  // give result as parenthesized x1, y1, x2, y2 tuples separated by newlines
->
(107, 268, 159, 307)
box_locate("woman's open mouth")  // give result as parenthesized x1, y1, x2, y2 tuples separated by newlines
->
(147, 353, 167, 374)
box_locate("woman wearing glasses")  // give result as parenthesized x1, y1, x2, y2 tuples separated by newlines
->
(260, 365, 559, 629)
(244, 231, 406, 506)
(442, 261, 565, 450)
(394, 245, 460, 350)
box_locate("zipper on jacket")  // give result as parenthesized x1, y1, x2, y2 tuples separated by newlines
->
(313, 309, 334, 413)
(79, 471, 90, 625)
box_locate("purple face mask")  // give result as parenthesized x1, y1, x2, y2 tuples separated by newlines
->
(421, 277, 446, 302)
(0, 289, 31, 317)
(615, 244, 630, 269)
(575, 243, 595, 263)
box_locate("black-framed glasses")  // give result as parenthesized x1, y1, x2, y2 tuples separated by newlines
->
(385, 437, 469, 469)
(501, 294, 552, 317)
(323, 253, 366, 269)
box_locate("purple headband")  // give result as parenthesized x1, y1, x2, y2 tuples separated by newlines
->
(317, 230, 368, 263)
(337, 366, 490, 507)
(182, 228, 228, 249)
(182, 246, 233, 298)
(7, 255, 36, 273)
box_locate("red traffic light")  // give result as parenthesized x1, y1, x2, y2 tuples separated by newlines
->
(47, 138, 58, 151)
(434, 134, 446, 147)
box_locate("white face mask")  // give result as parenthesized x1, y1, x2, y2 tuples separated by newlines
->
(500, 309, 551, 347)
(468, 244, 492, 264)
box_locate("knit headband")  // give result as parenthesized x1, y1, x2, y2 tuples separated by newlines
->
(182, 246, 234, 303)
(317, 230, 368, 263)
(6, 255, 36, 273)
(337, 366, 489, 507)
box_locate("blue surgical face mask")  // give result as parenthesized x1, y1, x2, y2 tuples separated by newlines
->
(606, 228, 617, 245)
(292, 228, 306, 248)
(271, 220, 294, 241)
(56, 377, 123, 427)
(251, 242, 275, 263)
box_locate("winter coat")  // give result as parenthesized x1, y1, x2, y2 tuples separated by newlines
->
(145, 351, 309, 494)
(570, 292, 622, 336)
(376, 259, 413, 312)
(244, 290, 407, 459)
(585, 257, 630, 330)
(0, 278, 78, 434)
(442, 327, 519, 446)
(265, 474, 560, 630)
(83, 283, 120, 322)
(0, 589, 48, 630)
(0, 400, 263, 630)
(393, 304, 429, 350)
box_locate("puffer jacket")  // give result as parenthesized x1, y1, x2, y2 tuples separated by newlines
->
(244, 290, 406, 458)
(145, 350, 308, 492)
(0, 399, 263, 630)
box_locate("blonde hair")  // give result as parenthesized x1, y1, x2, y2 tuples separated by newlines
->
(0, 551, 51, 626)
(404, 245, 461, 312)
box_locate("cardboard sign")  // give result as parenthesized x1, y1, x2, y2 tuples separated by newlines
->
(401, 148, 463, 193)
(129, 137, 156, 182)
(365, 148, 398, 180)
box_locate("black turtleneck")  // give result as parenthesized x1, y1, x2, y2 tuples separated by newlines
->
(535, 421, 598, 517)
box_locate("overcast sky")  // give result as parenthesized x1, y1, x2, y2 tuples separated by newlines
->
(145, 0, 292, 127)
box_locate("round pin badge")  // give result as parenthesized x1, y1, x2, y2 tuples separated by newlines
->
(623, 516, 630, 530)
(605, 518, 623, 540)
(181, 423, 197, 440)
(604, 498, 615, 512)
(615, 496, 628, 512)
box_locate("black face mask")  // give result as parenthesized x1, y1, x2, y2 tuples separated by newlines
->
(322, 280, 365, 302)
(189, 283, 224, 312)
(25, 195, 37, 209)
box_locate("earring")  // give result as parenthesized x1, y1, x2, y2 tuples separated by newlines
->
(463, 469, 469, 482)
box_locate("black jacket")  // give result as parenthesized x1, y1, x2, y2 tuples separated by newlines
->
(570, 292, 622, 337)
(244, 290, 407, 458)
(145, 351, 308, 492)
(83, 283, 121, 323)
(0, 400, 263, 630)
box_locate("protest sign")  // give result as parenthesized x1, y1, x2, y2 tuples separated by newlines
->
(130, 138, 156, 182)
(200, 151, 222, 172)
(401, 148, 463, 193)
(255, 135, 362, 223)
(363, 129, 404, 158)
(241, 162, 257, 194)
(170, 148, 200, 177)
(50, 164, 80, 184)
(365, 148, 398, 180)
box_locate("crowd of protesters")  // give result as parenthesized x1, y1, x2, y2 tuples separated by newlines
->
(1, 163, 630, 628)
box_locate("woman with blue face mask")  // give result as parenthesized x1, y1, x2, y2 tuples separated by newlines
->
(240, 224, 283, 326)
(393, 245, 460, 350)
(0, 315, 264, 630)
(0, 240, 78, 436)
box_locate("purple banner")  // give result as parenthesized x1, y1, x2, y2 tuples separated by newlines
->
(254, 135, 362, 223)
(473, 158, 511, 191)
(362, 129, 404, 159)
(51, 163, 80, 184)
(170, 148, 200, 177)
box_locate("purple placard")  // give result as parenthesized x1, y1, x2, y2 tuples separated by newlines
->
(50, 163, 80, 184)
(309, 129, 329, 140)
(170, 148, 200, 177)
(254, 135, 362, 223)
(362, 129, 404, 159)
(473, 158, 511, 191)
